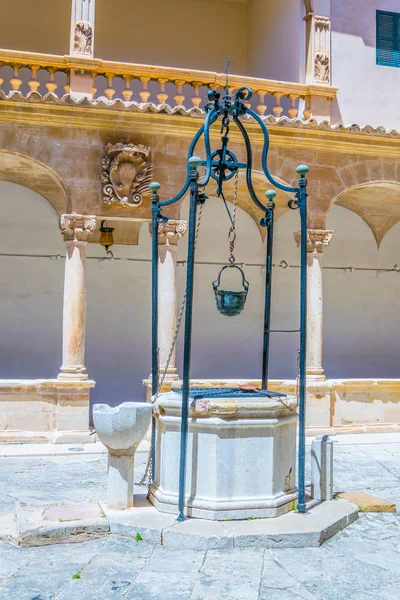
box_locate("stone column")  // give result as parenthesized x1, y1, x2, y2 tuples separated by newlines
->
(58, 214, 97, 381)
(157, 220, 187, 381)
(69, 0, 95, 99)
(294, 229, 333, 381)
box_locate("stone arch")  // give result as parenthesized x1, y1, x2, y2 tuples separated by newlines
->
(331, 180, 400, 247)
(0, 150, 70, 215)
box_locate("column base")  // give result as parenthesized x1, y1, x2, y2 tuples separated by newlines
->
(58, 367, 88, 381)
(306, 368, 326, 382)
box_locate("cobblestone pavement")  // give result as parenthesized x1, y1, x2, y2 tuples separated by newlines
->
(0, 437, 400, 599)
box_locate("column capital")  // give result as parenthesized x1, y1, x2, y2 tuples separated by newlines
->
(60, 214, 97, 242)
(294, 229, 333, 254)
(154, 220, 188, 246)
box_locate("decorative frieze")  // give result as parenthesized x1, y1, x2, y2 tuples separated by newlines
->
(294, 229, 333, 254)
(60, 214, 97, 242)
(157, 220, 188, 246)
(102, 143, 153, 207)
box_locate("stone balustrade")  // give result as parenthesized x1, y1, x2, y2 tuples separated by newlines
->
(0, 49, 337, 120)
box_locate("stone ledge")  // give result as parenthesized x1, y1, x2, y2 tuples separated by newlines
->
(2, 498, 358, 549)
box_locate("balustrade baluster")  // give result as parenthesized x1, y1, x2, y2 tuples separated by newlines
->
(64, 70, 71, 95)
(139, 77, 151, 103)
(157, 78, 168, 104)
(92, 74, 97, 99)
(104, 73, 116, 100)
(174, 80, 185, 106)
(288, 94, 299, 119)
(303, 95, 311, 120)
(28, 66, 40, 93)
(10, 65, 22, 92)
(191, 82, 202, 109)
(256, 90, 267, 116)
(122, 75, 133, 101)
(272, 92, 283, 118)
(45, 68, 58, 95)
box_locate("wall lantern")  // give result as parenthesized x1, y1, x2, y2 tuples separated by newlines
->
(99, 220, 115, 257)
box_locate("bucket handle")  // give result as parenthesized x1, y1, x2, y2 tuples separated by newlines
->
(212, 264, 249, 292)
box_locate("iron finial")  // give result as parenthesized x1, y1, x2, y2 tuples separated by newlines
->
(265, 190, 277, 200)
(149, 181, 161, 203)
(188, 156, 202, 171)
(296, 165, 309, 178)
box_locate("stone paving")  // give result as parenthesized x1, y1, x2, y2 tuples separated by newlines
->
(0, 436, 399, 599)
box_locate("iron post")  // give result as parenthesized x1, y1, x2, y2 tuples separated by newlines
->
(177, 156, 202, 522)
(296, 165, 309, 513)
(150, 181, 161, 481)
(261, 190, 276, 390)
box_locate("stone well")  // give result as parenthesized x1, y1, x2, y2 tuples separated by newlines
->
(150, 390, 298, 520)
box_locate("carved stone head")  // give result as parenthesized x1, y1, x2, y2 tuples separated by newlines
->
(101, 143, 153, 207)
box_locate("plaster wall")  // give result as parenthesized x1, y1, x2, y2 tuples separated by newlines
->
(1, 182, 400, 412)
(324, 205, 400, 378)
(95, 0, 249, 74)
(248, 0, 305, 82)
(332, 0, 400, 129)
(0, 0, 70, 55)
(0, 182, 64, 380)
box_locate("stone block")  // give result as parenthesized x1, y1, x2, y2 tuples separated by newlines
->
(338, 492, 396, 513)
(311, 435, 333, 501)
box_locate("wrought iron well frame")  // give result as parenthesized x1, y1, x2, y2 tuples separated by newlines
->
(150, 86, 309, 521)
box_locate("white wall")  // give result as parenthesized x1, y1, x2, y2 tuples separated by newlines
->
(0, 182, 64, 379)
(324, 205, 400, 378)
(332, 0, 400, 129)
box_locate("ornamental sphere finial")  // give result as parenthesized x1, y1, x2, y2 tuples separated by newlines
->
(296, 165, 309, 178)
(265, 190, 277, 200)
(149, 181, 161, 192)
(188, 156, 202, 171)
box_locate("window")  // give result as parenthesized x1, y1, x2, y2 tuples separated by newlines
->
(376, 10, 400, 67)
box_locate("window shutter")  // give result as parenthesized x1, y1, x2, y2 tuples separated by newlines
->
(377, 11, 398, 67)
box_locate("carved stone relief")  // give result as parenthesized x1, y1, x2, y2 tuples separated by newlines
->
(314, 52, 330, 84)
(101, 143, 153, 207)
(74, 21, 93, 55)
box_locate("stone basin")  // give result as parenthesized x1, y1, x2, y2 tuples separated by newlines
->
(93, 402, 152, 509)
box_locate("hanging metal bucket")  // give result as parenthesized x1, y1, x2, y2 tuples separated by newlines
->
(212, 265, 249, 317)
